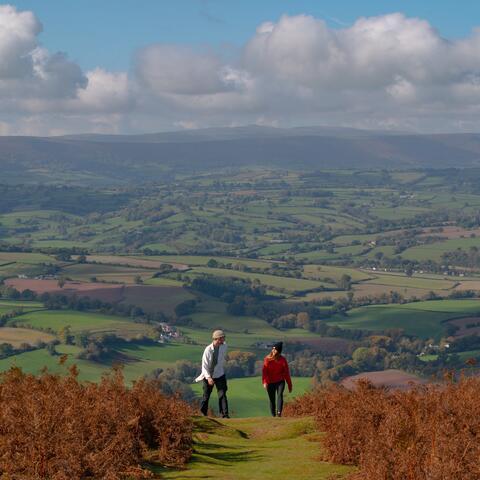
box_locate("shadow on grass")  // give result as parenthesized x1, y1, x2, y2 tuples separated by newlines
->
(193, 417, 249, 439)
(192, 449, 261, 465)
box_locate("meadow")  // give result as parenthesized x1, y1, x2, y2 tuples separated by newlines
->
(8, 310, 155, 338)
(2, 168, 480, 417)
(191, 376, 313, 417)
(327, 299, 480, 339)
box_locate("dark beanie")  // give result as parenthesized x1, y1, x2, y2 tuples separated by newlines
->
(272, 341, 283, 354)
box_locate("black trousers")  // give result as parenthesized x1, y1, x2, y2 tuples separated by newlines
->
(200, 374, 229, 417)
(267, 380, 285, 417)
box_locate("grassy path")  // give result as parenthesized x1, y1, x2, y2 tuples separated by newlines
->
(157, 416, 353, 479)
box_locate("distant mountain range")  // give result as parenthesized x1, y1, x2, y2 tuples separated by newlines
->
(2, 126, 480, 184)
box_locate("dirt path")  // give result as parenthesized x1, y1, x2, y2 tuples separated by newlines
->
(157, 416, 353, 480)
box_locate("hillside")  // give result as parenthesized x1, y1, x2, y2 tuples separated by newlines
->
(2, 127, 480, 184)
(158, 416, 353, 479)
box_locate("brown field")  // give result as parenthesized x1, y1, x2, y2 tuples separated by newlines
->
(293, 337, 355, 355)
(420, 226, 480, 239)
(85, 255, 189, 271)
(0, 327, 55, 347)
(5, 278, 122, 296)
(352, 283, 443, 299)
(447, 316, 480, 337)
(455, 281, 480, 291)
(5, 279, 193, 314)
(341, 369, 426, 390)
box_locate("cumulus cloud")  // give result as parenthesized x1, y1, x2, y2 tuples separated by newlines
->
(130, 12, 480, 132)
(6, 6, 480, 134)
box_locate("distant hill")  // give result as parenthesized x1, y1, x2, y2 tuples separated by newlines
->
(2, 126, 480, 184)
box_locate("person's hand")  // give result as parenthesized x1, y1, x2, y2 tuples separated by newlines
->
(288, 387, 292, 394)
(263, 383, 267, 389)
(207, 378, 215, 386)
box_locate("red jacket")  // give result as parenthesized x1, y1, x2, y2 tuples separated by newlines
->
(262, 355, 292, 391)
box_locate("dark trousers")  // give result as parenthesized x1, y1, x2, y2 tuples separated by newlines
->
(200, 375, 229, 417)
(267, 380, 285, 417)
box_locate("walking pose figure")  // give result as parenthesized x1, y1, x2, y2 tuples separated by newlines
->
(196, 329, 229, 418)
(262, 342, 292, 417)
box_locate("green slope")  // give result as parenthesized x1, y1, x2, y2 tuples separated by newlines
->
(157, 416, 353, 479)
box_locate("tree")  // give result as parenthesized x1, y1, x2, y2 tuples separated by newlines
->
(207, 259, 218, 268)
(59, 326, 73, 345)
(337, 274, 352, 291)
(174, 300, 197, 318)
(296, 312, 310, 329)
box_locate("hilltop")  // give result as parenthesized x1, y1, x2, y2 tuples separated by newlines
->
(2, 126, 480, 184)
(158, 416, 353, 480)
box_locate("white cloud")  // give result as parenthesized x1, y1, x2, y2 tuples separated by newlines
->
(6, 6, 480, 134)
(75, 68, 133, 112)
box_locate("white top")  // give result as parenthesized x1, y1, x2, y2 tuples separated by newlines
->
(195, 342, 228, 382)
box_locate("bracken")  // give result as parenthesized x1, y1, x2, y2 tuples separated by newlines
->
(0, 365, 193, 479)
(285, 376, 480, 480)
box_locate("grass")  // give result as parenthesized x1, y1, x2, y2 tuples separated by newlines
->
(182, 299, 323, 349)
(0, 347, 107, 382)
(191, 376, 313, 418)
(0, 327, 55, 347)
(191, 267, 325, 293)
(158, 416, 353, 479)
(327, 300, 480, 339)
(362, 273, 455, 290)
(62, 263, 154, 283)
(303, 264, 373, 282)
(138, 255, 275, 269)
(0, 251, 58, 264)
(8, 310, 153, 338)
(401, 237, 480, 262)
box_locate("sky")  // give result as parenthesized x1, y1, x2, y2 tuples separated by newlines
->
(3, 1, 480, 135)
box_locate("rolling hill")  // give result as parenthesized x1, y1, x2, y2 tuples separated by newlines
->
(1, 126, 480, 184)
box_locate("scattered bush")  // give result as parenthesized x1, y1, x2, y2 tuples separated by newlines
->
(286, 377, 480, 479)
(0, 364, 193, 479)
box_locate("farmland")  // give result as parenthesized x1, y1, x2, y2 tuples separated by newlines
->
(2, 168, 480, 400)
(327, 300, 480, 339)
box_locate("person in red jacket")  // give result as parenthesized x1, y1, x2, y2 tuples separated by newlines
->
(262, 342, 292, 417)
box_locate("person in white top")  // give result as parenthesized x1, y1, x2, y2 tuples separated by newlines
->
(196, 329, 229, 418)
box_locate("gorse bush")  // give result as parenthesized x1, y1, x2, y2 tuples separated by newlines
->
(0, 363, 193, 479)
(286, 377, 480, 480)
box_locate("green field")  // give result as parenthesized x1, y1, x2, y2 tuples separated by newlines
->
(191, 376, 313, 417)
(327, 300, 480, 339)
(402, 237, 480, 262)
(191, 267, 325, 293)
(8, 310, 153, 338)
(160, 416, 353, 479)
(362, 273, 456, 290)
(0, 251, 58, 265)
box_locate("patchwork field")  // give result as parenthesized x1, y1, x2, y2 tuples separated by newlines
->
(4, 278, 194, 315)
(327, 300, 480, 339)
(85, 255, 190, 270)
(8, 310, 154, 338)
(0, 327, 55, 347)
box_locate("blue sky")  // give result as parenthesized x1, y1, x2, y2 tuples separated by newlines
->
(8, 1, 480, 71)
(3, 1, 480, 135)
